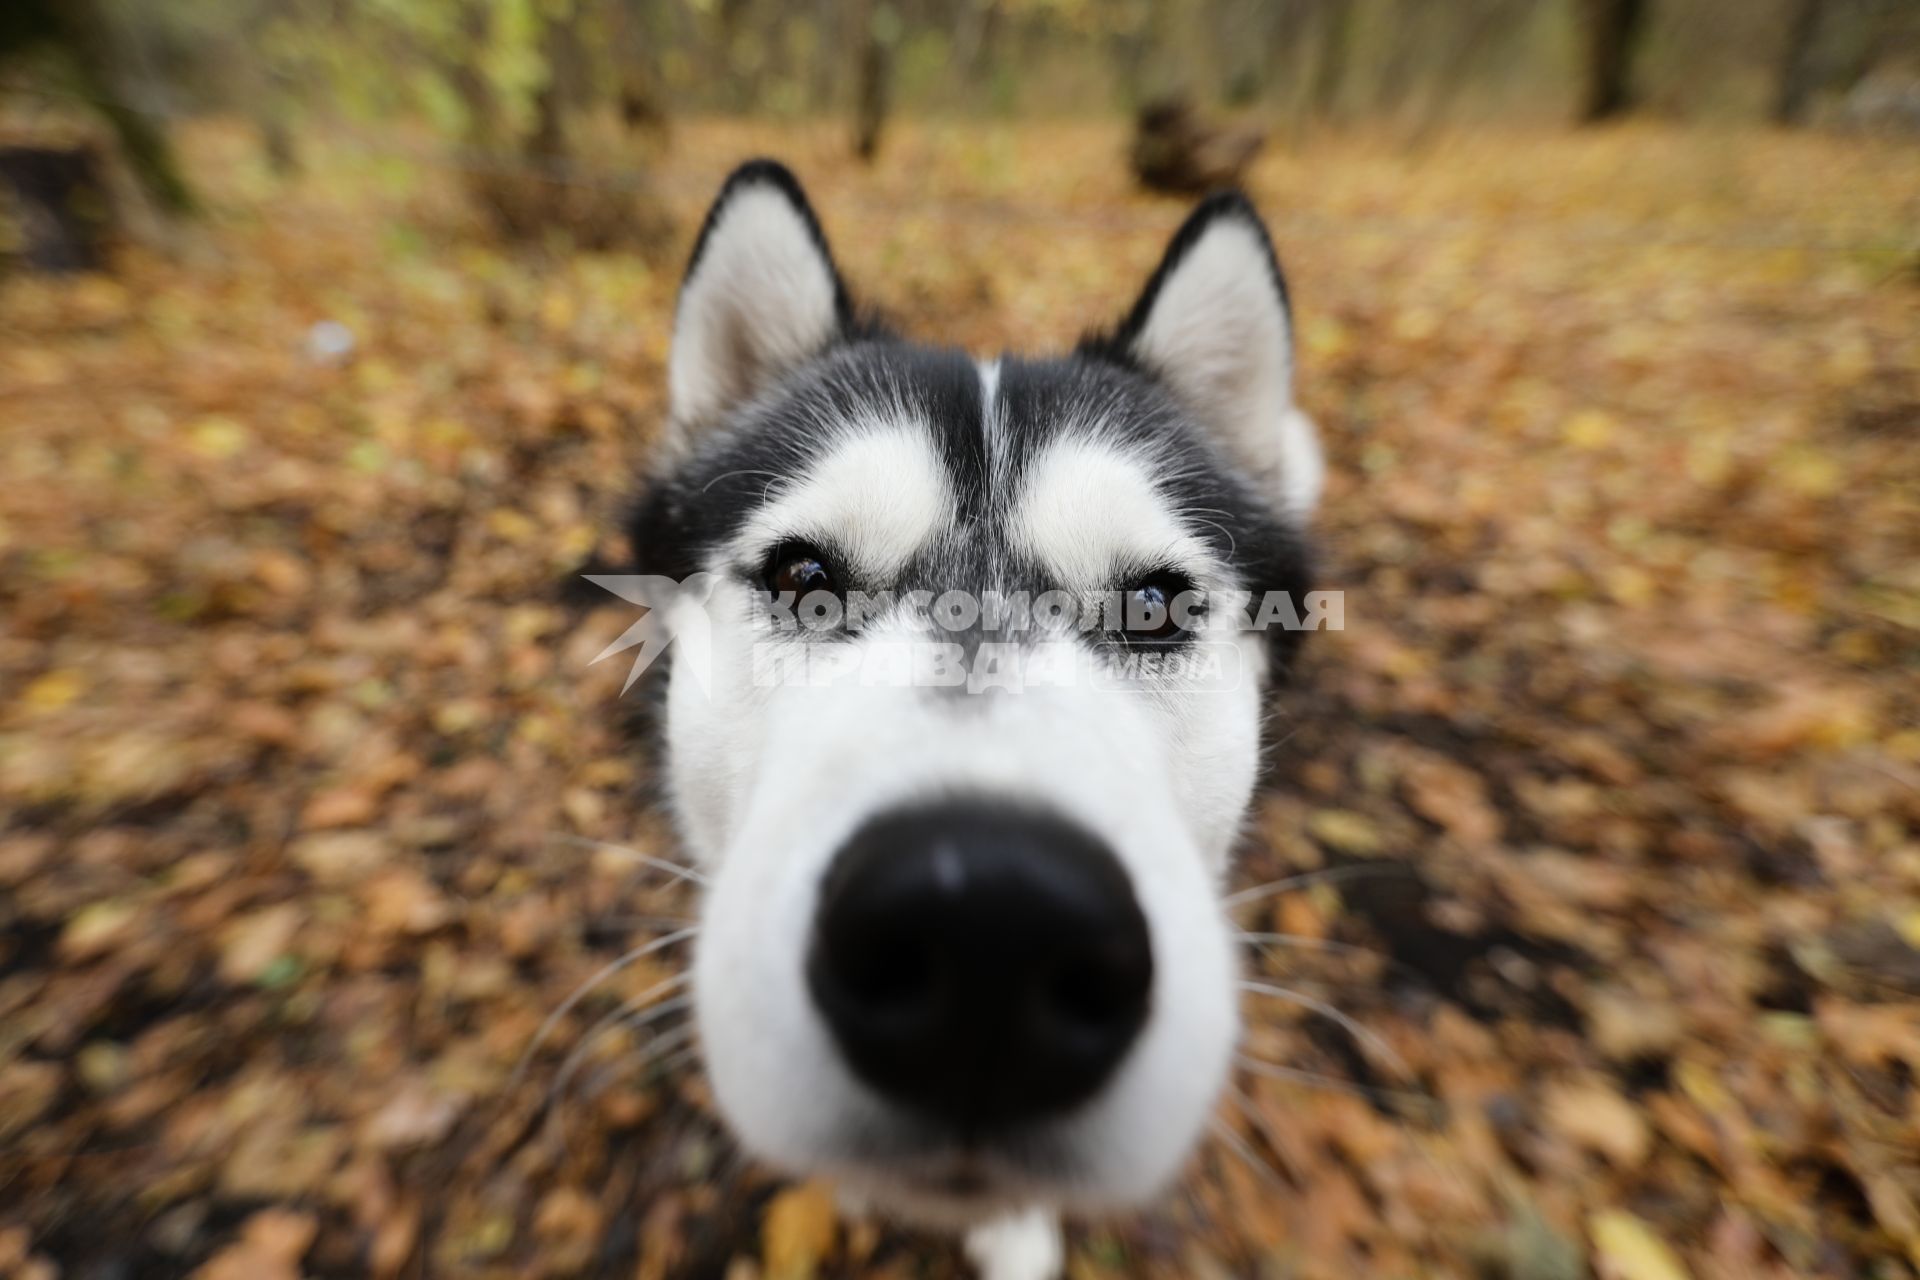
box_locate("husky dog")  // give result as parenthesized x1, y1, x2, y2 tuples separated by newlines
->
(623, 160, 1322, 1280)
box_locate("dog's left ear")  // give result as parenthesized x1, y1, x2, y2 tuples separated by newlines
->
(666, 160, 851, 448)
(1087, 192, 1322, 518)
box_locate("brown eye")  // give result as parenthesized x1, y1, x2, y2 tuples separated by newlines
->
(765, 542, 839, 599)
(1123, 571, 1195, 644)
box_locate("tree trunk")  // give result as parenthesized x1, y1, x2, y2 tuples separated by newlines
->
(953, 0, 1002, 87)
(852, 2, 891, 163)
(1576, 0, 1648, 123)
(259, 102, 299, 177)
(1, 0, 196, 214)
(1409, 0, 1526, 139)
(607, 0, 670, 140)
(526, 13, 575, 166)
(1308, 0, 1357, 121)
(83, 78, 195, 214)
(1374, 0, 1436, 116)
(1773, 0, 1824, 125)
(447, 5, 501, 151)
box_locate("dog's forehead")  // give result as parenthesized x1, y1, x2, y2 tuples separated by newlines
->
(649, 339, 1307, 605)
(710, 344, 1204, 580)
(737, 343, 1181, 490)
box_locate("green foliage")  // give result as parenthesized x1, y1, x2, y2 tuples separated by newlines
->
(13, 0, 1920, 151)
(896, 29, 951, 100)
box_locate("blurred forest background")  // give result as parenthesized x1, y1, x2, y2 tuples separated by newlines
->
(3, 3, 1920, 1280)
(2, 0, 1920, 257)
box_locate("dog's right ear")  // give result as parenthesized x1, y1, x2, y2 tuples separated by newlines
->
(666, 160, 851, 447)
(1082, 191, 1322, 520)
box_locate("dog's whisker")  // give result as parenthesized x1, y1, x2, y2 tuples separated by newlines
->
(701, 467, 789, 496)
(1239, 979, 1418, 1083)
(1238, 927, 1430, 988)
(1235, 1056, 1437, 1114)
(547, 980, 691, 1113)
(649, 1042, 703, 1080)
(1260, 724, 1307, 761)
(510, 925, 700, 1089)
(1233, 1061, 1466, 1212)
(1206, 1115, 1287, 1191)
(579, 1021, 700, 1101)
(1220, 1080, 1299, 1183)
(1235, 929, 1393, 967)
(1221, 862, 1414, 910)
(1181, 514, 1238, 559)
(555, 1012, 701, 1149)
(635, 1019, 697, 1063)
(546, 834, 711, 886)
(704, 1120, 754, 1192)
(585, 914, 700, 934)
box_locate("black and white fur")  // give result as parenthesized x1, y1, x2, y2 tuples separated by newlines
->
(625, 160, 1322, 1280)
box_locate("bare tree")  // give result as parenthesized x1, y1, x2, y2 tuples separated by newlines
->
(1, 0, 194, 213)
(1773, 0, 1825, 125)
(1404, 0, 1532, 137)
(526, 11, 580, 166)
(606, 0, 669, 139)
(1576, 0, 1648, 123)
(852, 0, 892, 162)
(952, 0, 1003, 87)
(441, 1, 669, 252)
(1308, 0, 1357, 121)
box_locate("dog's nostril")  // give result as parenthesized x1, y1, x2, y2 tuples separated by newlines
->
(807, 801, 1153, 1134)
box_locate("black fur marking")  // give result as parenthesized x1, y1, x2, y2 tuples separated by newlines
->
(628, 174, 1313, 676)
(1001, 356, 1313, 672)
(629, 341, 949, 587)
(1075, 188, 1293, 373)
(627, 340, 1312, 672)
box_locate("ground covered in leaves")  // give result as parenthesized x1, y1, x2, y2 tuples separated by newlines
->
(2, 118, 1918, 1280)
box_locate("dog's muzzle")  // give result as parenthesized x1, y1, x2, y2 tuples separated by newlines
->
(806, 800, 1154, 1136)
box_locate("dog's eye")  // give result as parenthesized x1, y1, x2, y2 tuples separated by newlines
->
(1122, 571, 1197, 644)
(765, 542, 839, 599)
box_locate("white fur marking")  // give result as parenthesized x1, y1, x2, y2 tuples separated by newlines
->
(1129, 216, 1324, 517)
(669, 186, 839, 439)
(1011, 435, 1214, 588)
(733, 427, 953, 580)
(965, 1209, 1063, 1280)
(978, 357, 1003, 484)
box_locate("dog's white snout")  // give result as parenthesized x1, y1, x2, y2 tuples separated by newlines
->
(688, 656, 1245, 1217)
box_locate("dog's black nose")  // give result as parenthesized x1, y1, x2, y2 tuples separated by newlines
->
(807, 802, 1153, 1134)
